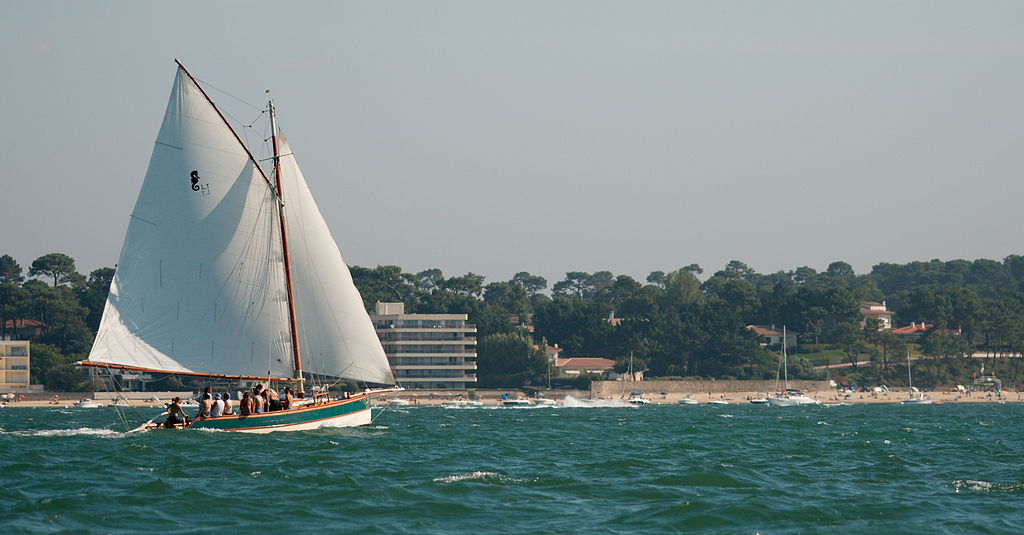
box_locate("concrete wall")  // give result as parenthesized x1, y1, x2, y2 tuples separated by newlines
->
(591, 380, 832, 399)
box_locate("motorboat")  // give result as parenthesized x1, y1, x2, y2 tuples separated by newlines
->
(625, 392, 651, 405)
(75, 399, 103, 408)
(707, 399, 729, 405)
(500, 395, 533, 407)
(678, 397, 699, 405)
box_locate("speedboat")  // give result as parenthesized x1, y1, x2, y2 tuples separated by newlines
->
(533, 398, 558, 407)
(75, 399, 103, 408)
(749, 397, 768, 405)
(625, 392, 651, 405)
(678, 397, 699, 405)
(707, 399, 729, 405)
(501, 397, 533, 407)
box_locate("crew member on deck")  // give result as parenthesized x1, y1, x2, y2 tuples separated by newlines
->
(282, 387, 294, 410)
(266, 386, 282, 411)
(240, 391, 253, 415)
(253, 386, 265, 414)
(166, 397, 187, 428)
(222, 392, 233, 415)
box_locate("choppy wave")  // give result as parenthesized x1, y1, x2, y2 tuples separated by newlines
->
(2, 403, 1024, 532)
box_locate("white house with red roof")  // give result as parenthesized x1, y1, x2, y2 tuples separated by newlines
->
(554, 357, 624, 380)
(747, 325, 798, 348)
(860, 302, 894, 330)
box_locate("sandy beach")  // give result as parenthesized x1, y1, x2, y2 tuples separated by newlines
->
(2, 389, 1019, 408)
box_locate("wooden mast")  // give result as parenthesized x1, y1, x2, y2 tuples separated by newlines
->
(269, 99, 305, 396)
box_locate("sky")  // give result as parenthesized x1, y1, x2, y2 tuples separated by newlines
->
(3, 1, 1023, 287)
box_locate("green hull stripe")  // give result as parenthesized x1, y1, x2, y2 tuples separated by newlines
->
(187, 396, 369, 431)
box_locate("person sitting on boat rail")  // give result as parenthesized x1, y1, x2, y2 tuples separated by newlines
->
(194, 387, 213, 419)
(196, 393, 213, 419)
(210, 393, 224, 417)
(222, 392, 233, 415)
(240, 391, 253, 415)
(252, 386, 265, 414)
(265, 386, 282, 411)
(165, 397, 188, 428)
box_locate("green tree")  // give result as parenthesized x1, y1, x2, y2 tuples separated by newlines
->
(0, 255, 24, 284)
(510, 272, 547, 297)
(476, 331, 548, 388)
(29, 253, 80, 288)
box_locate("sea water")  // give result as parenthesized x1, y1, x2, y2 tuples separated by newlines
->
(1, 402, 1022, 533)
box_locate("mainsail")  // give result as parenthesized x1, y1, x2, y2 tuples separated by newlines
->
(87, 65, 394, 386)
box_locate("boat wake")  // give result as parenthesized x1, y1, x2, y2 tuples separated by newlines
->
(561, 395, 632, 408)
(6, 427, 126, 438)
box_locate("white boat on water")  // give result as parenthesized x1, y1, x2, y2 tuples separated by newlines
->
(749, 396, 769, 405)
(767, 327, 819, 407)
(678, 398, 699, 405)
(500, 396, 533, 407)
(625, 392, 651, 405)
(77, 61, 399, 432)
(75, 399, 103, 408)
(533, 398, 558, 407)
(442, 397, 482, 408)
(766, 392, 819, 406)
(707, 399, 729, 406)
(902, 353, 932, 405)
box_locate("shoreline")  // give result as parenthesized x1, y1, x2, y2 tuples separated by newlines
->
(4, 390, 1017, 408)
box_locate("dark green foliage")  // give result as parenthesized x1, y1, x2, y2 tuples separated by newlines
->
(14, 249, 1024, 391)
(476, 331, 548, 388)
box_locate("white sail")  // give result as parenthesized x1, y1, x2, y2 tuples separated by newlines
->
(275, 131, 395, 385)
(88, 67, 294, 379)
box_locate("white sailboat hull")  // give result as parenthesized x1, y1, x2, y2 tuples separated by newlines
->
(767, 395, 819, 406)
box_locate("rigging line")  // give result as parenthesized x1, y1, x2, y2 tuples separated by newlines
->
(107, 368, 149, 430)
(193, 76, 261, 110)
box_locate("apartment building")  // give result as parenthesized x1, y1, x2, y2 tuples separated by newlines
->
(0, 339, 31, 392)
(371, 302, 477, 390)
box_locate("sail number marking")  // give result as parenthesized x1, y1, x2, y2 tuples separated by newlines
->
(190, 170, 210, 196)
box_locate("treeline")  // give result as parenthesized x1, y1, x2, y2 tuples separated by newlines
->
(353, 257, 1024, 388)
(0, 253, 110, 391)
(6, 251, 1024, 391)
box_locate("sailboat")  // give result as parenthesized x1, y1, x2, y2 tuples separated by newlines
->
(79, 61, 398, 432)
(621, 352, 650, 405)
(901, 353, 932, 405)
(766, 326, 819, 406)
